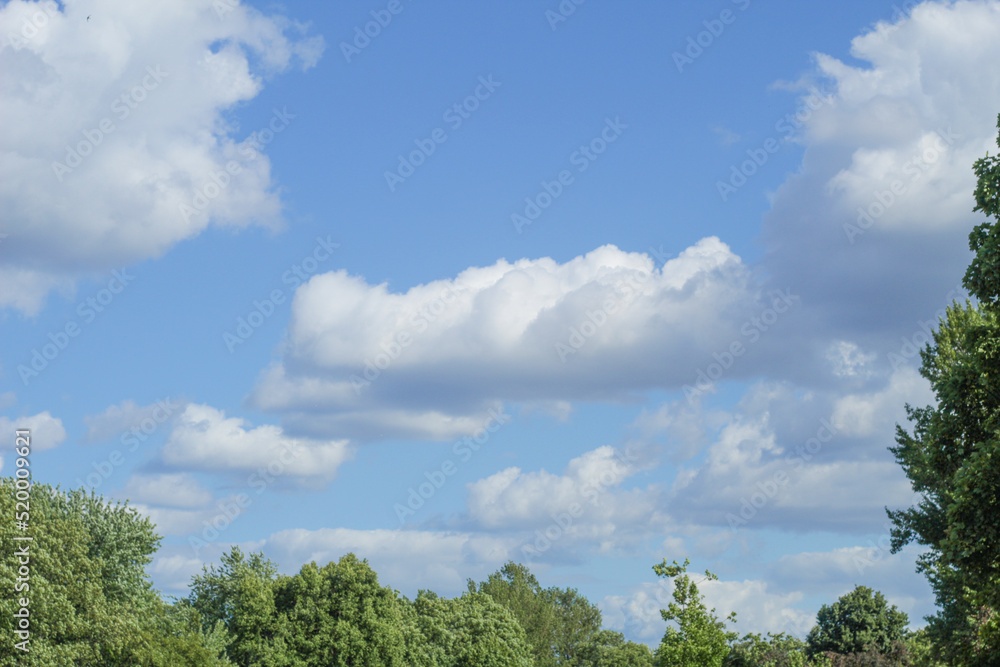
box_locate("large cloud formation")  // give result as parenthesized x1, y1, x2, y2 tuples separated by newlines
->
(250, 239, 805, 440)
(0, 0, 323, 313)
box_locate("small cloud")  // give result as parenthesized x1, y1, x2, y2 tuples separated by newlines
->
(84, 398, 185, 443)
(0, 412, 66, 452)
(825, 341, 876, 379)
(713, 126, 741, 146)
(162, 404, 353, 481)
(120, 473, 213, 509)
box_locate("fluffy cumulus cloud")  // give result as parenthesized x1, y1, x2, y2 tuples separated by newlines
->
(84, 397, 185, 443)
(760, 0, 1000, 344)
(250, 239, 809, 441)
(162, 403, 353, 481)
(0, 410, 66, 452)
(132, 494, 246, 537)
(0, 0, 324, 314)
(664, 375, 925, 534)
(462, 445, 669, 562)
(120, 472, 213, 509)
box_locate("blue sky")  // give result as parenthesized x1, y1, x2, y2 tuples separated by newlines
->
(3, 0, 1000, 643)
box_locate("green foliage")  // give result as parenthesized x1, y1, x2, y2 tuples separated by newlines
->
(0, 478, 226, 666)
(652, 559, 737, 667)
(468, 560, 614, 666)
(267, 553, 411, 666)
(188, 547, 278, 665)
(545, 585, 604, 665)
(805, 586, 908, 659)
(724, 632, 811, 667)
(410, 589, 534, 666)
(578, 629, 655, 667)
(888, 113, 1000, 664)
(819, 641, 910, 667)
(468, 561, 559, 665)
(962, 113, 1000, 307)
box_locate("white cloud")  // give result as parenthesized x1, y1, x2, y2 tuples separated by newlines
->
(84, 397, 184, 443)
(832, 366, 933, 438)
(149, 549, 206, 592)
(0, 392, 15, 410)
(0, 0, 324, 314)
(760, 0, 1000, 343)
(120, 472, 213, 509)
(250, 239, 792, 440)
(0, 411, 66, 452)
(132, 496, 243, 537)
(466, 445, 656, 531)
(666, 380, 919, 533)
(162, 404, 353, 481)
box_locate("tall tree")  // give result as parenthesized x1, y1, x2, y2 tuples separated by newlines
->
(544, 586, 603, 665)
(652, 559, 737, 667)
(887, 112, 1000, 664)
(187, 547, 278, 666)
(468, 561, 559, 666)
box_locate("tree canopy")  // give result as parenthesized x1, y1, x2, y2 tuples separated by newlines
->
(887, 112, 1000, 665)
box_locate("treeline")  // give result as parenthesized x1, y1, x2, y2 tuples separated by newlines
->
(0, 478, 945, 666)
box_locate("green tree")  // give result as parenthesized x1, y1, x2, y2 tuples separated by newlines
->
(805, 586, 908, 659)
(267, 553, 411, 666)
(724, 632, 811, 667)
(578, 629, 655, 667)
(410, 589, 534, 666)
(187, 547, 278, 665)
(0, 479, 226, 666)
(652, 559, 737, 667)
(887, 112, 1000, 664)
(544, 586, 603, 665)
(468, 561, 559, 666)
